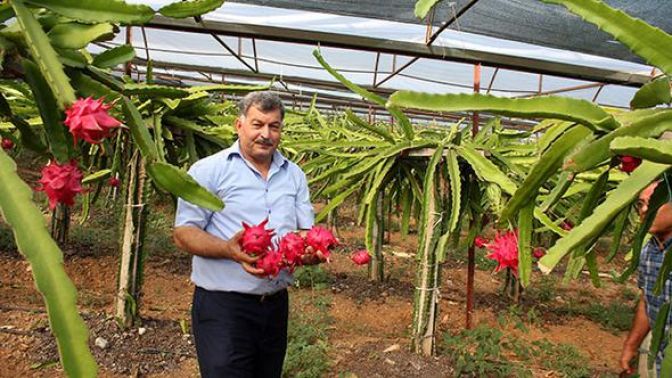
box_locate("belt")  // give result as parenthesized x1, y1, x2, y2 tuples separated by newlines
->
(197, 287, 287, 303)
(233, 289, 287, 303)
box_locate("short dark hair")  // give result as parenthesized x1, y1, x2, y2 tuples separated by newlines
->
(238, 91, 285, 119)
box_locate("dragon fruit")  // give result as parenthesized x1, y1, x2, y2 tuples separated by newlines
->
(37, 160, 84, 209)
(305, 226, 338, 260)
(533, 247, 546, 259)
(560, 220, 573, 231)
(619, 155, 642, 173)
(1, 138, 14, 150)
(64, 97, 121, 145)
(278, 232, 306, 271)
(239, 219, 275, 256)
(255, 250, 284, 278)
(108, 177, 120, 187)
(484, 229, 519, 277)
(474, 236, 488, 248)
(351, 250, 371, 266)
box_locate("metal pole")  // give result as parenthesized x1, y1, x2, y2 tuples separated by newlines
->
(466, 63, 481, 330)
(125, 27, 132, 76)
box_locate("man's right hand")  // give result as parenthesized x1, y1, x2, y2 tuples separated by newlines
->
(619, 343, 637, 376)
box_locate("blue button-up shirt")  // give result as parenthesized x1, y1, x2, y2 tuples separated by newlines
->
(175, 140, 314, 295)
(638, 236, 672, 369)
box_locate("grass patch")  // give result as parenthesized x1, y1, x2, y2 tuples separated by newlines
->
(441, 324, 591, 377)
(555, 300, 634, 333)
(284, 290, 332, 378)
(293, 265, 331, 290)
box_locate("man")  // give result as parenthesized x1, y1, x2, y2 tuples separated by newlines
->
(621, 181, 672, 376)
(173, 91, 320, 377)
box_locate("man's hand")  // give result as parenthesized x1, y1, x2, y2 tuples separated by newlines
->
(301, 246, 328, 265)
(226, 231, 266, 277)
(619, 342, 637, 376)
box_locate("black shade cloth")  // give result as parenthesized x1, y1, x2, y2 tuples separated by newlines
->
(230, 0, 671, 63)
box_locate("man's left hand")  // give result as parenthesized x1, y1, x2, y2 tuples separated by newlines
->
(301, 246, 328, 265)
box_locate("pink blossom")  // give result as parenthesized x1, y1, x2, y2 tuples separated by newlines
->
(64, 97, 121, 144)
(533, 247, 545, 259)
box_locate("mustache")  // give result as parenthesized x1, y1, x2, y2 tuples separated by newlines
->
(255, 138, 274, 146)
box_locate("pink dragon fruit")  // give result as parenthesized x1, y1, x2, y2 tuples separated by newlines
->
(108, 177, 120, 187)
(350, 250, 371, 266)
(484, 229, 519, 277)
(64, 97, 121, 145)
(255, 250, 284, 278)
(37, 160, 84, 209)
(278, 232, 306, 271)
(1, 138, 14, 150)
(305, 226, 338, 260)
(533, 247, 545, 259)
(474, 236, 488, 248)
(239, 219, 275, 256)
(619, 155, 642, 173)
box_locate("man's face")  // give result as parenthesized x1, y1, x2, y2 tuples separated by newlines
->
(235, 105, 282, 164)
(638, 184, 672, 236)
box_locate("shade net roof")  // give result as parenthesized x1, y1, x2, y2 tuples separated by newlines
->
(230, 0, 670, 64)
(110, 1, 662, 115)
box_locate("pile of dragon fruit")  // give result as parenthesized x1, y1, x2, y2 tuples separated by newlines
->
(239, 219, 350, 278)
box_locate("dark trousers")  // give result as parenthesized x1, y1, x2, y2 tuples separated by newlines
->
(192, 286, 289, 378)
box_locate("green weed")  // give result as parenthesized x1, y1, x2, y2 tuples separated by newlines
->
(283, 292, 332, 378)
(441, 324, 592, 377)
(293, 265, 331, 290)
(556, 300, 634, 333)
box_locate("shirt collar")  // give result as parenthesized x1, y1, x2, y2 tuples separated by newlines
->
(225, 139, 288, 168)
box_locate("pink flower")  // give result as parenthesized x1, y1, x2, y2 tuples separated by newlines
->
(108, 177, 120, 187)
(474, 236, 488, 248)
(484, 229, 519, 277)
(533, 247, 545, 259)
(37, 160, 83, 209)
(351, 250, 371, 266)
(1, 138, 14, 150)
(619, 155, 642, 173)
(64, 97, 121, 144)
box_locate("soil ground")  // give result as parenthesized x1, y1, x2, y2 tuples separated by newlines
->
(0, 217, 637, 377)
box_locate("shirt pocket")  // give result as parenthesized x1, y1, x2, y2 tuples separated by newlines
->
(272, 191, 297, 228)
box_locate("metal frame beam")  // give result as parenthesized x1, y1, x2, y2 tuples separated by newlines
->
(147, 15, 650, 87)
(426, 0, 481, 45)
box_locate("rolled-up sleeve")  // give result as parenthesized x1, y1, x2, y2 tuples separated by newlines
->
(175, 161, 215, 230)
(295, 170, 314, 230)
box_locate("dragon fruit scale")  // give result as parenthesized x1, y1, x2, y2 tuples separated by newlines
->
(278, 232, 306, 271)
(255, 250, 284, 278)
(239, 218, 275, 256)
(351, 250, 371, 266)
(305, 226, 338, 259)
